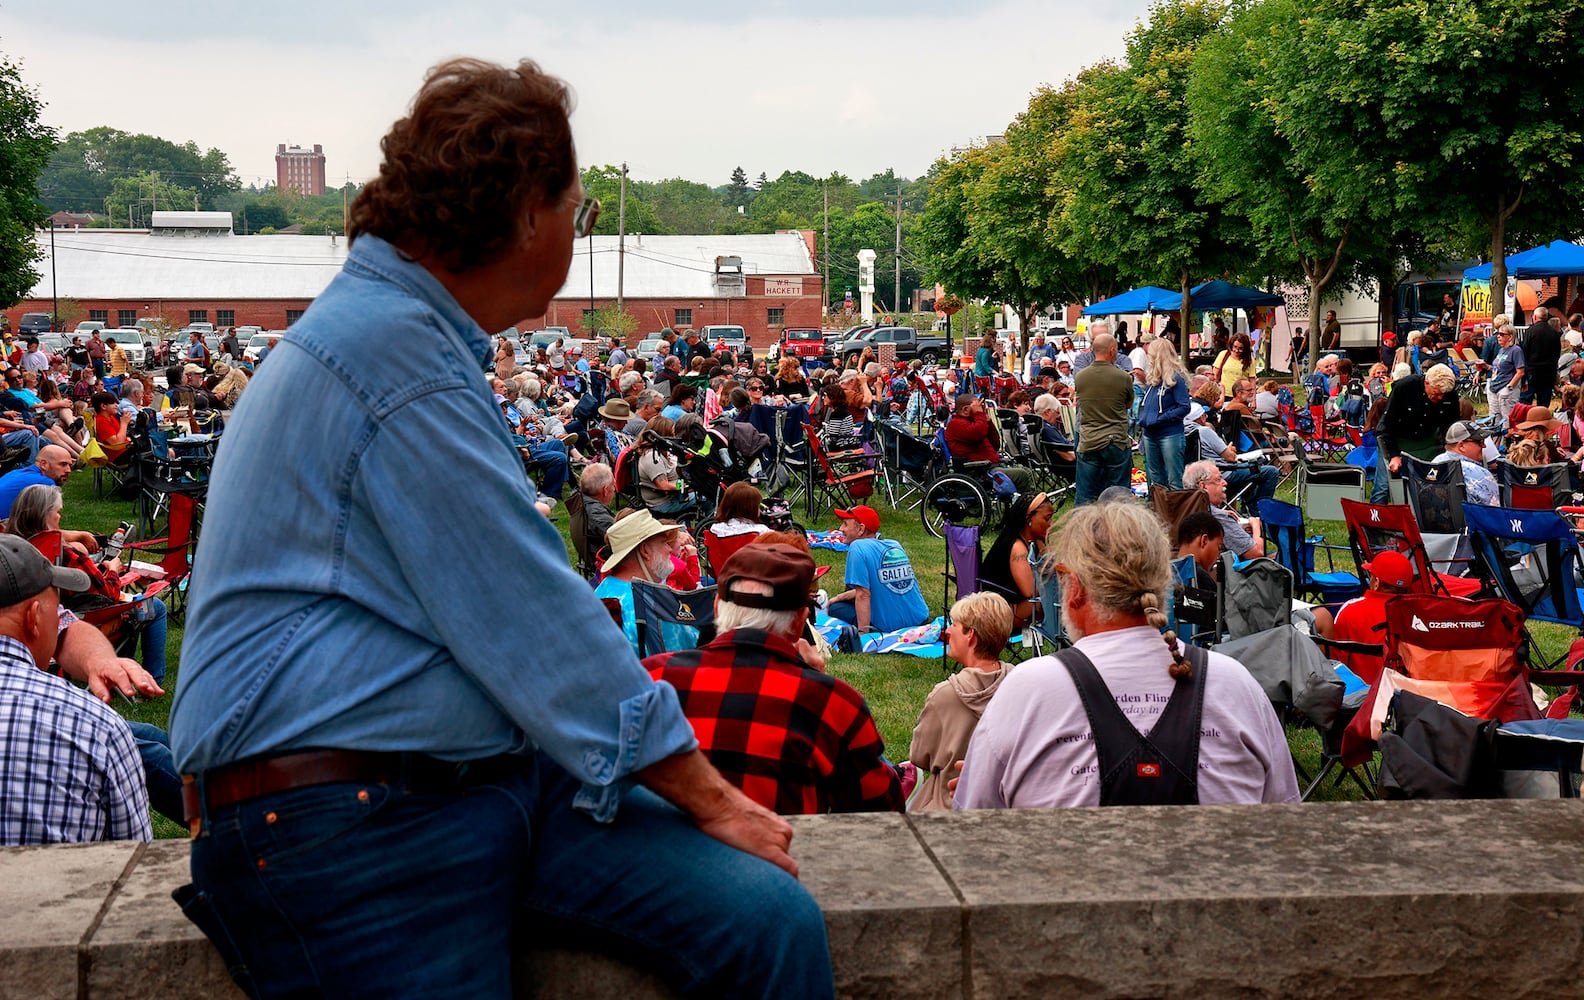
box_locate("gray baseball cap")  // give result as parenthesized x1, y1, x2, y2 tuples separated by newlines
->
(0, 535, 90, 605)
(1445, 420, 1491, 445)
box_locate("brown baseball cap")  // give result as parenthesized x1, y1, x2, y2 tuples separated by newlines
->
(717, 544, 816, 611)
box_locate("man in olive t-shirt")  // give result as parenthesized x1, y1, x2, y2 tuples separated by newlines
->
(1073, 326, 1134, 504)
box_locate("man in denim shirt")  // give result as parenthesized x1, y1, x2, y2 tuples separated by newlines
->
(170, 58, 830, 1000)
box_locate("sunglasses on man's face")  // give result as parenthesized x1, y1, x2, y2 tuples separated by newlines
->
(573, 197, 602, 239)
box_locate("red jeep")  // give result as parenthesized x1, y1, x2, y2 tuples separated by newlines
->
(779, 326, 826, 361)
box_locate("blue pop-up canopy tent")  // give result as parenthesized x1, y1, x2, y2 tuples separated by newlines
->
(1187, 279, 1284, 310)
(1081, 285, 1179, 316)
(1464, 241, 1584, 280)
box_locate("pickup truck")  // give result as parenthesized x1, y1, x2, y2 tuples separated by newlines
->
(836, 326, 951, 367)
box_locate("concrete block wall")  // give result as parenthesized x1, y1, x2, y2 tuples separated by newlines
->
(4, 800, 1583, 999)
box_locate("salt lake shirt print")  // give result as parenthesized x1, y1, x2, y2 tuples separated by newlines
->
(844, 536, 929, 632)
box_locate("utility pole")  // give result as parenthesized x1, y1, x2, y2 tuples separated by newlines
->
(49, 220, 57, 330)
(617, 162, 627, 313)
(822, 186, 830, 321)
(893, 192, 902, 315)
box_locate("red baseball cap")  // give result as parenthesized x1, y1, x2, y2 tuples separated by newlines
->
(833, 505, 881, 532)
(1361, 550, 1413, 589)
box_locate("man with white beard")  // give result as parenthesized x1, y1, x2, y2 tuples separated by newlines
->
(953, 501, 1297, 809)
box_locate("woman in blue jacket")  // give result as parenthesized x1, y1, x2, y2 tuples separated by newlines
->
(1139, 338, 1191, 489)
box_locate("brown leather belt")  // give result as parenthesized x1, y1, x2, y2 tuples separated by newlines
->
(182, 749, 523, 829)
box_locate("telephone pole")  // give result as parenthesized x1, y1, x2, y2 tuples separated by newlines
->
(822, 186, 830, 320)
(893, 192, 902, 315)
(617, 162, 627, 313)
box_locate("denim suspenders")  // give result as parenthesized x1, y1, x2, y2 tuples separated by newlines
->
(1057, 646, 1210, 806)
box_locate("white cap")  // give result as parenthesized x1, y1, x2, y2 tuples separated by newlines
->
(1188, 403, 1207, 422)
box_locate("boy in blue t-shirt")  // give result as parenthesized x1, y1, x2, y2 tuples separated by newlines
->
(827, 505, 930, 633)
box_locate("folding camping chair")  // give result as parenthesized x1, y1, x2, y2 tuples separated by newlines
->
(941, 523, 1028, 671)
(1493, 459, 1575, 510)
(801, 423, 877, 521)
(1150, 485, 1210, 546)
(1339, 594, 1541, 781)
(1338, 498, 1481, 598)
(628, 579, 715, 658)
(1461, 502, 1584, 670)
(117, 490, 198, 622)
(1257, 498, 1362, 605)
(1167, 554, 1220, 648)
(27, 530, 160, 658)
(1293, 446, 1368, 521)
(699, 526, 758, 585)
(874, 418, 940, 511)
(1399, 454, 1468, 536)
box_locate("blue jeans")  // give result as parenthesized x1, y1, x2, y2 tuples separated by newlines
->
(527, 440, 569, 499)
(1075, 443, 1132, 505)
(137, 596, 169, 684)
(1142, 431, 1185, 490)
(827, 599, 859, 629)
(1222, 463, 1280, 509)
(1, 429, 39, 462)
(182, 752, 832, 999)
(1371, 449, 1393, 503)
(127, 721, 182, 823)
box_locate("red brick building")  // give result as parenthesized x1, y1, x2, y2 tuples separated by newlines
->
(275, 144, 326, 197)
(7, 218, 822, 347)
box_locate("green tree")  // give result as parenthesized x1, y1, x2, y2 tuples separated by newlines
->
(581, 165, 668, 236)
(1293, 0, 1584, 300)
(589, 303, 638, 339)
(105, 170, 200, 226)
(746, 170, 823, 231)
(0, 53, 54, 307)
(916, 146, 1001, 334)
(1054, 0, 1244, 352)
(725, 166, 751, 209)
(1186, 0, 1394, 368)
(38, 126, 238, 213)
(644, 177, 729, 234)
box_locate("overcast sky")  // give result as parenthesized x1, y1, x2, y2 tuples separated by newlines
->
(2, 0, 1152, 189)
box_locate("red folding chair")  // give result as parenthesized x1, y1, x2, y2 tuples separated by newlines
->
(1338, 497, 1480, 598)
(119, 491, 197, 620)
(800, 423, 876, 521)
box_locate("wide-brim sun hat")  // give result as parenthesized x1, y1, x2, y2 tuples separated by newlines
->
(601, 510, 678, 574)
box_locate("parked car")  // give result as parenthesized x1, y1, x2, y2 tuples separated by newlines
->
(102, 328, 149, 368)
(778, 327, 826, 363)
(700, 324, 751, 363)
(837, 326, 951, 367)
(635, 334, 666, 361)
(18, 312, 51, 335)
(242, 332, 281, 364)
(72, 321, 106, 338)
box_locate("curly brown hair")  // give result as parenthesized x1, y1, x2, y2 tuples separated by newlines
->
(348, 58, 577, 272)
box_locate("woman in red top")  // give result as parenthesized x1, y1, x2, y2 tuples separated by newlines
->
(90, 390, 133, 461)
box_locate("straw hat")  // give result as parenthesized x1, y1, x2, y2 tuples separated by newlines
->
(601, 510, 678, 574)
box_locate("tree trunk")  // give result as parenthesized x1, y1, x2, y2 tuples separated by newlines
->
(1308, 271, 1324, 376)
(1490, 211, 1508, 323)
(1179, 269, 1192, 358)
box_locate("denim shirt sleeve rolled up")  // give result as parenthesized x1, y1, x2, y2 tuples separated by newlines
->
(169, 236, 696, 821)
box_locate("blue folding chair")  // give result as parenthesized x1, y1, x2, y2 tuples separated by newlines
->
(1166, 554, 1220, 647)
(1462, 503, 1584, 669)
(1257, 498, 1362, 605)
(629, 580, 715, 658)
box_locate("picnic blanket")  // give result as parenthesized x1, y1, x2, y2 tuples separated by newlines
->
(807, 530, 849, 552)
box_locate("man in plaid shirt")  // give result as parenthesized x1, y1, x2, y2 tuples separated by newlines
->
(646, 544, 903, 814)
(0, 535, 150, 844)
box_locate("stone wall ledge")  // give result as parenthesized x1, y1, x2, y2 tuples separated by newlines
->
(4, 799, 1582, 999)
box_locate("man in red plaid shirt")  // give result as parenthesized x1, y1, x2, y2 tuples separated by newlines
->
(645, 544, 903, 815)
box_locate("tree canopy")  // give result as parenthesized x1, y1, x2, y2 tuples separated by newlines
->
(0, 53, 55, 307)
(39, 126, 238, 214)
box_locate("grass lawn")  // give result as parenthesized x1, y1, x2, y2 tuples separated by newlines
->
(71, 430, 1578, 839)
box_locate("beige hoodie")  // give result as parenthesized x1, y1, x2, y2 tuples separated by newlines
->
(907, 663, 1013, 811)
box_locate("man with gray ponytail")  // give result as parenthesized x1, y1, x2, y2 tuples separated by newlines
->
(955, 502, 1298, 809)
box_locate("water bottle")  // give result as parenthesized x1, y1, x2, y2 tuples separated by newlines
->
(101, 521, 131, 564)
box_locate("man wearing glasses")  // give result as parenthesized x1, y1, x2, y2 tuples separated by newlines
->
(170, 58, 831, 999)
